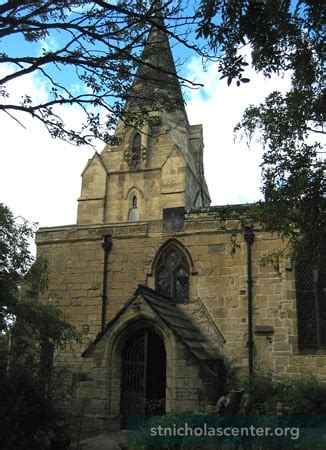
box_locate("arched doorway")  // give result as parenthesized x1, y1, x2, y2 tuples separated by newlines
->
(121, 328, 166, 417)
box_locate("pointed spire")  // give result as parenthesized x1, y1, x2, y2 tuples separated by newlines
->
(126, 7, 185, 113)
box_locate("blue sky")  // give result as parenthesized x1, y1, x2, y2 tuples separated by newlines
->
(0, 5, 294, 242)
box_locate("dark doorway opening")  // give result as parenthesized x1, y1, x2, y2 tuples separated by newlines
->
(121, 328, 166, 419)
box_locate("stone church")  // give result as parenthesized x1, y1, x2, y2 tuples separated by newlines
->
(36, 18, 326, 432)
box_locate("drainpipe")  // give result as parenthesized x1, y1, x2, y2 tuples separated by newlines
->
(101, 235, 112, 332)
(244, 227, 255, 380)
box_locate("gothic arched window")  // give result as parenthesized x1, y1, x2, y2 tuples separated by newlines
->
(128, 195, 139, 222)
(132, 196, 137, 208)
(155, 243, 189, 300)
(296, 263, 326, 349)
(131, 133, 141, 166)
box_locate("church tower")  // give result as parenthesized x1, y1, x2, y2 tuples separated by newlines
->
(77, 17, 210, 225)
(35, 5, 316, 433)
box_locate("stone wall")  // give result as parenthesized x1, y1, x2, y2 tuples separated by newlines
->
(77, 154, 107, 225)
(36, 212, 326, 385)
(76, 112, 209, 225)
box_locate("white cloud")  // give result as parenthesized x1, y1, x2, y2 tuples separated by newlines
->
(0, 63, 49, 107)
(38, 35, 60, 56)
(0, 55, 292, 254)
(0, 68, 94, 232)
(185, 56, 292, 205)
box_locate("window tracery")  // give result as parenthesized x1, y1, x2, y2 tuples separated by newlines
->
(155, 243, 189, 300)
(131, 133, 141, 165)
(296, 263, 326, 349)
(124, 132, 148, 167)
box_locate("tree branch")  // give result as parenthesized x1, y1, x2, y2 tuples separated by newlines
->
(306, 127, 326, 135)
(2, 109, 27, 129)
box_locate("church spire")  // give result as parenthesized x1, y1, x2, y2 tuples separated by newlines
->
(125, 7, 185, 115)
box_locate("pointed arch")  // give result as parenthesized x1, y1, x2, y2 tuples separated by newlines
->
(131, 132, 141, 165)
(152, 239, 194, 301)
(132, 196, 137, 208)
(103, 315, 175, 418)
(124, 186, 144, 200)
(152, 239, 194, 273)
(128, 194, 139, 222)
(126, 187, 143, 222)
(121, 327, 166, 417)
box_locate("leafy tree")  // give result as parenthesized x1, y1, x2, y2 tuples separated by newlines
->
(1, 1, 324, 261)
(0, 203, 35, 331)
(0, 202, 78, 378)
(0, 203, 78, 449)
(235, 92, 325, 268)
(195, 1, 324, 90)
(194, 0, 325, 265)
(0, 369, 70, 450)
(0, 0, 203, 145)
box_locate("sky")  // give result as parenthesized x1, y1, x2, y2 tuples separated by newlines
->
(0, 16, 293, 243)
(0, 57, 291, 229)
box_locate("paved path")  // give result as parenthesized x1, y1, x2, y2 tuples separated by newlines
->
(80, 431, 128, 450)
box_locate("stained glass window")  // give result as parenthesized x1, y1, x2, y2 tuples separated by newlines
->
(155, 244, 189, 300)
(165, 251, 178, 268)
(157, 270, 170, 297)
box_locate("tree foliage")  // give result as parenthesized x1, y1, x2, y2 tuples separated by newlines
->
(0, 202, 78, 367)
(194, 0, 325, 264)
(0, 203, 35, 330)
(1, 1, 324, 262)
(0, 368, 72, 450)
(0, 203, 78, 449)
(235, 90, 325, 267)
(1, 1, 323, 142)
(196, 1, 324, 89)
(0, 0, 202, 145)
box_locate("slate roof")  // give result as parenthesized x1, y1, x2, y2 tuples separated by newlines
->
(139, 285, 222, 362)
(82, 284, 222, 368)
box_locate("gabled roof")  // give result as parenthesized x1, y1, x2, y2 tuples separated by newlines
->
(139, 285, 222, 362)
(80, 151, 108, 177)
(82, 285, 222, 371)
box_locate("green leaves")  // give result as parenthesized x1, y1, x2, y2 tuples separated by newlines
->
(0, 204, 36, 331)
(0, 1, 194, 146)
(196, 0, 324, 91)
(0, 203, 79, 354)
(220, 53, 250, 86)
(14, 301, 80, 349)
(234, 85, 325, 266)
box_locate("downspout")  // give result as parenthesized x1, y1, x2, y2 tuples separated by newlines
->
(244, 227, 255, 379)
(101, 235, 112, 332)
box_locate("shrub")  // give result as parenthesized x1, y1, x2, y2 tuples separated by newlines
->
(0, 369, 57, 450)
(237, 373, 326, 415)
